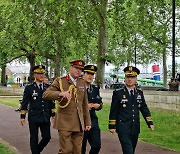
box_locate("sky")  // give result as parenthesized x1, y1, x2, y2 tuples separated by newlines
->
(7, 56, 180, 74)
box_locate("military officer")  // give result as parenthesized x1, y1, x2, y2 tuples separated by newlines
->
(43, 60, 91, 154)
(20, 65, 55, 154)
(109, 66, 154, 154)
(81, 65, 103, 154)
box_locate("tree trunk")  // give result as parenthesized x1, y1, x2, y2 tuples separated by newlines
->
(54, 53, 60, 78)
(45, 58, 49, 78)
(96, 1, 107, 88)
(162, 50, 167, 87)
(27, 54, 36, 83)
(1, 64, 6, 86)
(54, 36, 62, 78)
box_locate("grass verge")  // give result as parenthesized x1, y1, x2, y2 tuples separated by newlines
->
(0, 97, 22, 108)
(0, 139, 17, 154)
(96, 104, 180, 152)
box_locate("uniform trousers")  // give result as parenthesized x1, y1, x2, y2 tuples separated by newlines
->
(118, 134, 139, 154)
(29, 121, 51, 154)
(82, 127, 101, 154)
(58, 130, 83, 154)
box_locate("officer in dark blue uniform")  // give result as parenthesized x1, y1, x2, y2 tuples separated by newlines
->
(109, 66, 154, 154)
(82, 65, 103, 154)
(20, 65, 55, 154)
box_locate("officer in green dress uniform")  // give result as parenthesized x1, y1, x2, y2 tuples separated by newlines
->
(20, 65, 55, 154)
(109, 66, 154, 154)
(82, 65, 103, 154)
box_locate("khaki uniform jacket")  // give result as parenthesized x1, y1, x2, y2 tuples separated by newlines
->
(42, 75, 91, 132)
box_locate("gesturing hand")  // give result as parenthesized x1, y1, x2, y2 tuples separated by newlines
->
(58, 91, 71, 100)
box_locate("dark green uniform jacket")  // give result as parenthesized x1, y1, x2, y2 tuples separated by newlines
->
(87, 84, 103, 128)
(20, 82, 55, 123)
(109, 86, 153, 135)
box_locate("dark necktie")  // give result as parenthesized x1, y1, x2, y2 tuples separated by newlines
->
(130, 90, 134, 96)
(130, 90, 134, 101)
(39, 84, 43, 93)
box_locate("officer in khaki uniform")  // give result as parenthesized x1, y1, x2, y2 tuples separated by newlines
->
(109, 66, 154, 154)
(20, 65, 55, 154)
(43, 60, 91, 154)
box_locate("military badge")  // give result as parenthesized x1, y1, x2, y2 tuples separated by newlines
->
(137, 93, 141, 100)
(32, 90, 38, 100)
(129, 66, 132, 71)
(123, 104, 126, 108)
(123, 95, 126, 99)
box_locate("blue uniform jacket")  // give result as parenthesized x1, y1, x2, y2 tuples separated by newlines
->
(87, 84, 103, 128)
(20, 82, 55, 123)
(109, 86, 153, 135)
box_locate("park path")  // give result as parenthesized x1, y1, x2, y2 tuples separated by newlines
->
(0, 103, 179, 154)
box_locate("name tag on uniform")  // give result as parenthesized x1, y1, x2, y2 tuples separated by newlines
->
(121, 99, 128, 103)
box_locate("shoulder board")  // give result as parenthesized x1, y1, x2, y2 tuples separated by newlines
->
(114, 87, 124, 91)
(56, 76, 66, 80)
(137, 88, 142, 92)
(113, 88, 122, 93)
(91, 84, 100, 88)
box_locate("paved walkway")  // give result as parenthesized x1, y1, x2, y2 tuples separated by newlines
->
(0, 104, 179, 154)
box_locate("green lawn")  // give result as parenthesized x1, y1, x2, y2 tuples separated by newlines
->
(0, 142, 15, 154)
(96, 104, 180, 152)
(0, 97, 22, 108)
(0, 91, 21, 96)
(0, 97, 179, 152)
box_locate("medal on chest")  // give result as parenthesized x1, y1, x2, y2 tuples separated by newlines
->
(32, 90, 38, 100)
(121, 94, 127, 108)
(137, 93, 142, 108)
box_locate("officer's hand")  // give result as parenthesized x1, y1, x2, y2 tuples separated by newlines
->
(59, 91, 71, 100)
(88, 103, 93, 110)
(21, 119, 25, 126)
(149, 125, 155, 131)
(85, 126, 91, 131)
(51, 116, 55, 124)
(92, 103, 100, 109)
(109, 129, 115, 134)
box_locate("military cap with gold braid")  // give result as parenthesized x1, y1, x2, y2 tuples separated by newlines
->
(83, 65, 97, 74)
(32, 65, 45, 74)
(123, 66, 140, 77)
(69, 59, 85, 69)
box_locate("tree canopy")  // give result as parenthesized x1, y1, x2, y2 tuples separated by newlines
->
(0, 0, 180, 87)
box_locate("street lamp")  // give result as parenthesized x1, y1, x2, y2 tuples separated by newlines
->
(134, 34, 137, 67)
(172, 0, 175, 78)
